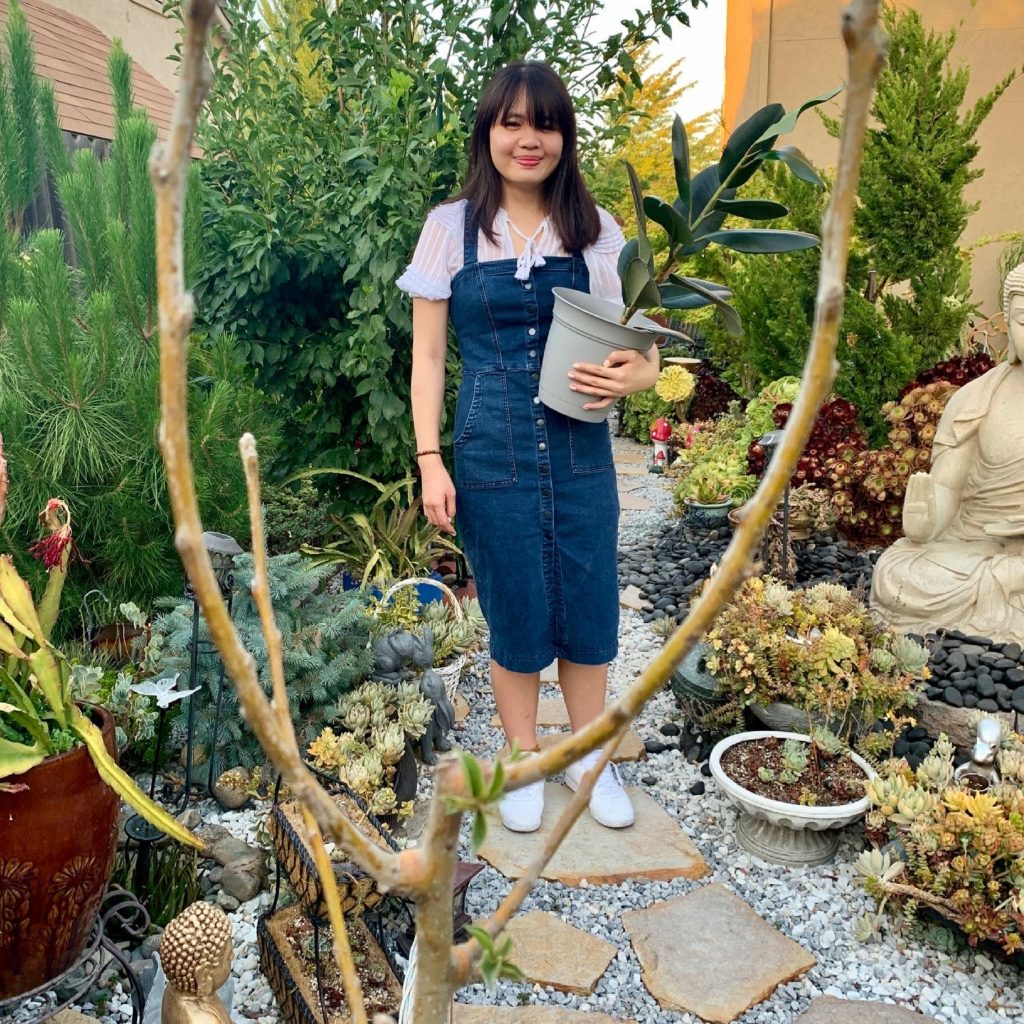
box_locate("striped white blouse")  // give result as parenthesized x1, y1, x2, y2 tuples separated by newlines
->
(396, 198, 626, 304)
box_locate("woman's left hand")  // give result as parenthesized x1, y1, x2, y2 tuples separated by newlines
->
(567, 344, 660, 411)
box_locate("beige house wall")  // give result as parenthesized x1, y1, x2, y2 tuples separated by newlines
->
(724, 0, 1024, 313)
(49, 0, 179, 94)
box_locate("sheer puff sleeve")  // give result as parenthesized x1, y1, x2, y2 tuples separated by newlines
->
(396, 207, 462, 300)
(584, 206, 627, 304)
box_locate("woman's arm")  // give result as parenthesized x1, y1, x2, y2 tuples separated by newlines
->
(411, 297, 457, 535)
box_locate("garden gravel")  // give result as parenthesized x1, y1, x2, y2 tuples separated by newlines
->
(75, 438, 1020, 1024)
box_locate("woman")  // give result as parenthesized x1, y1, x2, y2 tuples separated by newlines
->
(397, 61, 658, 832)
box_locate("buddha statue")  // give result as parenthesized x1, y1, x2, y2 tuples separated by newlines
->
(871, 262, 1024, 644)
(160, 901, 234, 1024)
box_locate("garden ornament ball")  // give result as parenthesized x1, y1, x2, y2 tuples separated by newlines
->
(871, 259, 1024, 644)
(160, 901, 234, 1024)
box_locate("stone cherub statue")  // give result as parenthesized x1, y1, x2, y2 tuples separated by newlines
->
(871, 262, 1024, 644)
(160, 901, 233, 1024)
(371, 627, 455, 764)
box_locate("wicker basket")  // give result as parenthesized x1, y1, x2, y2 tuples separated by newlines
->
(377, 577, 467, 702)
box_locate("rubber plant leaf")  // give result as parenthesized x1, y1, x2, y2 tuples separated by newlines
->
(616, 238, 639, 279)
(698, 229, 821, 254)
(762, 145, 824, 187)
(671, 114, 690, 223)
(755, 85, 843, 145)
(642, 195, 691, 248)
(665, 275, 742, 336)
(71, 705, 204, 849)
(622, 257, 661, 310)
(718, 102, 785, 189)
(714, 198, 789, 220)
(28, 646, 68, 729)
(0, 556, 43, 641)
(624, 161, 653, 268)
(0, 735, 46, 779)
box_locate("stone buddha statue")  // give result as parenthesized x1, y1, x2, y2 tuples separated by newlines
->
(871, 262, 1024, 644)
(160, 902, 234, 1024)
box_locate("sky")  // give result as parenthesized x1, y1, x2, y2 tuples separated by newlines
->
(588, 1, 728, 123)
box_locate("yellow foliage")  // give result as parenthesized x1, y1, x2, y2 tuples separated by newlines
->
(260, 0, 330, 106)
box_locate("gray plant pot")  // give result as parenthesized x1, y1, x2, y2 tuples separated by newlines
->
(683, 498, 733, 530)
(540, 288, 685, 423)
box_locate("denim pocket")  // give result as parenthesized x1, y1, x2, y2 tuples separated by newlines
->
(568, 417, 614, 474)
(453, 372, 517, 489)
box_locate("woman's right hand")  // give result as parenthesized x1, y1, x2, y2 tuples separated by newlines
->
(421, 460, 457, 535)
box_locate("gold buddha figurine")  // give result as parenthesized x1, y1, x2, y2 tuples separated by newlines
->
(871, 261, 1024, 643)
(160, 901, 234, 1024)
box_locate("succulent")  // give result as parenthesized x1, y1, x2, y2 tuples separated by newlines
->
(762, 582, 793, 616)
(780, 738, 810, 782)
(891, 635, 929, 677)
(688, 366, 740, 422)
(399, 697, 433, 737)
(342, 700, 372, 735)
(654, 366, 696, 404)
(916, 749, 955, 791)
(758, 766, 776, 782)
(369, 787, 398, 817)
(810, 727, 844, 757)
(891, 786, 939, 827)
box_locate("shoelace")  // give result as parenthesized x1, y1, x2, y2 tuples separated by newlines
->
(592, 761, 625, 797)
(507, 216, 549, 282)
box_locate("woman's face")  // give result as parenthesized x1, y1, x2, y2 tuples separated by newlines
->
(489, 92, 564, 193)
(1009, 293, 1024, 363)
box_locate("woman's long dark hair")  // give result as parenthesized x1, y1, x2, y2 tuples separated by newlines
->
(450, 61, 601, 254)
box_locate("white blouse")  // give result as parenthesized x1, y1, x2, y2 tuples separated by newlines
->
(396, 199, 626, 304)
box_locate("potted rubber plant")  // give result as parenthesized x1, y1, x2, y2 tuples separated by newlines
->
(0, 500, 200, 1001)
(539, 89, 839, 423)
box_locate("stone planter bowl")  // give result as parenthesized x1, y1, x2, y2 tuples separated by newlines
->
(709, 730, 876, 867)
(683, 498, 733, 531)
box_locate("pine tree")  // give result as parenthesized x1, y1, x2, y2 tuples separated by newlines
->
(0, 28, 277, 616)
(151, 553, 374, 770)
(825, 5, 1016, 374)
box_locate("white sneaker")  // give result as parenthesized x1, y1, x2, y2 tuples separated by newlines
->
(564, 749, 635, 829)
(499, 752, 545, 833)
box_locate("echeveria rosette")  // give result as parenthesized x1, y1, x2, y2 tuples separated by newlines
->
(618, 87, 842, 329)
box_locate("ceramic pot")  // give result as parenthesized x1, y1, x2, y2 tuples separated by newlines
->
(540, 288, 686, 423)
(683, 497, 733, 530)
(709, 730, 875, 867)
(0, 706, 119, 1000)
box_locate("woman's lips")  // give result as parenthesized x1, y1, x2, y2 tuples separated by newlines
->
(515, 157, 541, 167)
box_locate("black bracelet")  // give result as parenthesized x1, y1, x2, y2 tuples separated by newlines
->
(415, 448, 442, 458)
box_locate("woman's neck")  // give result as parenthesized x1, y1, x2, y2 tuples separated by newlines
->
(500, 183, 548, 232)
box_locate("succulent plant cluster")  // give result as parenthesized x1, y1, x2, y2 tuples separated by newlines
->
(370, 590, 485, 668)
(688, 365, 740, 423)
(747, 396, 865, 487)
(703, 577, 925, 742)
(826, 382, 958, 547)
(654, 365, 696, 405)
(856, 720, 1024, 956)
(898, 351, 994, 398)
(308, 681, 434, 818)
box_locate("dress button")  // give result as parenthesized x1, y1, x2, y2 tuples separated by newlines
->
(528, 328, 537, 336)
(525, 282, 533, 290)
(528, 349, 537, 358)
(538, 442, 547, 451)
(535, 417, 544, 427)
(531, 372, 539, 381)
(533, 396, 541, 404)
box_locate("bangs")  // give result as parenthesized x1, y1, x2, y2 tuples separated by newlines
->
(489, 65, 573, 135)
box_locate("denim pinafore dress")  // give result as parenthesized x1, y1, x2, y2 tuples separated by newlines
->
(449, 208, 619, 673)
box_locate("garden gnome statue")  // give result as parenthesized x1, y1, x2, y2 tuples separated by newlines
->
(650, 417, 672, 473)
(953, 717, 1003, 789)
(160, 901, 233, 1024)
(871, 261, 1024, 644)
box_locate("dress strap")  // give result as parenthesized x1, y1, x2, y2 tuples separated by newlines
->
(463, 203, 479, 266)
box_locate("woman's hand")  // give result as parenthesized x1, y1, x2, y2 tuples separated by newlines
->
(421, 459, 457, 535)
(567, 344, 660, 412)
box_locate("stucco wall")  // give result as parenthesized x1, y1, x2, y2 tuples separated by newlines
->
(51, 0, 179, 94)
(724, 0, 1024, 313)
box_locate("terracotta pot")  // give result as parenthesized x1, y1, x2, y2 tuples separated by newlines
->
(0, 706, 119, 1000)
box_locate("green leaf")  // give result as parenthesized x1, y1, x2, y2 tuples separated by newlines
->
(0, 619, 26, 659)
(763, 145, 824, 186)
(699, 229, 821, 254)
(622, 257, 661, 310)
(666, 276, 742, 336)
(0, 702, 50, 747)
(0, 736, 46, 779)
(0, 557, 44, 642)
(471, 810, 487, 855)
(28, 648, 68, 728)
(486, 758, 505, 802)
(616, 238, 639, 279)
(642, 196, 690, 248)
(459, 750, 485, 799)
(671, 114, 690, 222)
(623, 161, 652, 267)
(755, 85, 843, 144)
(719, 103, 785, 189)
(714, 198, 789, 221)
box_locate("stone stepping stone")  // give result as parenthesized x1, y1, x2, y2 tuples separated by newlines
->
(541, 659, 560, 683)
(619, 584, 651, 611)
(496, 730, 645, 763)
(795, 997, 941, 1023)
(622, 882, 815, 1023)
(491, 699, 571, 729)
(614, 450, 647, 464)
(615, 463, 648, 476)
(500, 909, 616, 994)
(618, 492, 654, 511)
(478, 783, 708, 886)
(455, 1007, 636, 1024)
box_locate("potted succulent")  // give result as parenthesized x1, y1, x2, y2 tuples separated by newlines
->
(704, 578, 929, 865)
(0, 501, 199, 1001)
(678, 465, 737, 530)
(539, 90, 839, 423)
